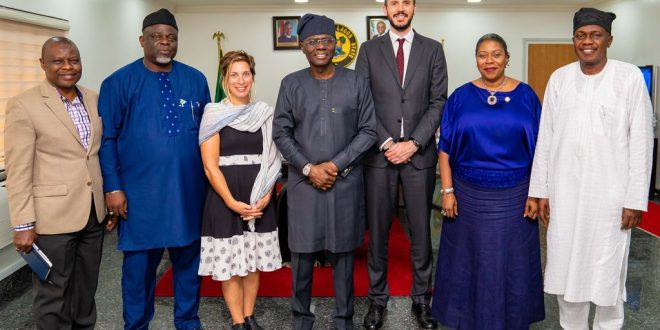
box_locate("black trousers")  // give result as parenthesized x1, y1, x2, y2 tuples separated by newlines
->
(32, 203, 104, 330)
(291, 251, 355, 330)
(364, 165, 435, 306)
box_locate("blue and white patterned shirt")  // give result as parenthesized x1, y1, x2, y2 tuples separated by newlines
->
(59, 89, 91, 150)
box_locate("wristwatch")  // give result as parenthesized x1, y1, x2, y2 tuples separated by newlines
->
(440, 187, 454, 195)
(410, 138, 421, 149)
(302, 163, 312, 176)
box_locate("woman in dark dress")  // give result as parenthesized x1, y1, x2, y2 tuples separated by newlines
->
(431, 34, 545, 329)
(198, 51, 282, 330)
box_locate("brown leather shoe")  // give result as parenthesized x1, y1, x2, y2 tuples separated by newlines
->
(411, 303, 438, 329)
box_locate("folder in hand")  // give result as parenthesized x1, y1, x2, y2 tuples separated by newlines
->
(18, 243, 53, 282)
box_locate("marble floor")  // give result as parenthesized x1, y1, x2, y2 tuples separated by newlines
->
(0, 205, 658, 330)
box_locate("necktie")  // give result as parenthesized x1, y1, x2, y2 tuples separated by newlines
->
(396, 38, 405, 84)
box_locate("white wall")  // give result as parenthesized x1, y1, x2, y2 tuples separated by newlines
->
(1, 0, 655, 114)
(0, 0, 173, 91)
(7, 0, 654, 105)
(602, 0, 660, 108)
(601, 0, 660, 188)
(603, 0, 660, 67)
(175, 5, 578, 106)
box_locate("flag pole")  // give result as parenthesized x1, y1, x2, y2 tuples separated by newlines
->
(212, 31, 226, 102)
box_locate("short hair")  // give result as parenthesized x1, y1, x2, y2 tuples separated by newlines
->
(384, 0, 416, 5)
(220, 50, 256, 101)
(475, 33, 510, 60)
(41, 37, 78, 58)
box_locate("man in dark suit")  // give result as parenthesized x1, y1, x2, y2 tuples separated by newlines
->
(5, 37, 108, 329)
(355, 0, 448, 329)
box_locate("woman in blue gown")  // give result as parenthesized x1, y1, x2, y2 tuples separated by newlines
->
(431, 34, 545, 329)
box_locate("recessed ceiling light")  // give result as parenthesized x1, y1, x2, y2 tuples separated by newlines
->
(295, 0, 308, 3)
(376, 0, 384, 3)
(468, 0, 482, 3)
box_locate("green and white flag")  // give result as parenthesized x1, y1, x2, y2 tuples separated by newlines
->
(213, 32, 226, 102)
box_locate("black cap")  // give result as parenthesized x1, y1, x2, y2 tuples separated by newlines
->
(573, 8, 616, 34)
(143, 8, 178, 31)
(297, 14, 335, 42)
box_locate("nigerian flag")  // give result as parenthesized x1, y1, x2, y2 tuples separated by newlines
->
(214, 48, 226, 102)
(213, 32, 226, 102)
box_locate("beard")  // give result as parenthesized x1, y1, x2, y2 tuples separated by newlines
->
(156, 56, 172, 64)
(388, 12, 414, 32)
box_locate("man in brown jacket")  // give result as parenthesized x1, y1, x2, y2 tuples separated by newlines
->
(5, 37, 107, 329)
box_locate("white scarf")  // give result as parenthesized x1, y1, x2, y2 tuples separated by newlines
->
(199, 99, 282, 231)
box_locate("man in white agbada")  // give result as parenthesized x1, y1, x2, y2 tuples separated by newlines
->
(528, 7, 653, 330)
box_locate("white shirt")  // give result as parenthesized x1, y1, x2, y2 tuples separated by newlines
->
(388, 29, 414, 87)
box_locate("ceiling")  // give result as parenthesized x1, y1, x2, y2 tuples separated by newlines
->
(169, 0, 608, 7)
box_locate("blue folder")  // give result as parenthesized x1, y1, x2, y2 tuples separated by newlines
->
(19, 243, 52, 282)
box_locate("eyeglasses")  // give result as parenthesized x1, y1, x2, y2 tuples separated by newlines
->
(303, 38, 336, 48)
(573, 31, 607, 41)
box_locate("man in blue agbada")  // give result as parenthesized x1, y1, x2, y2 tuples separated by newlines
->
(98, 8, 210, 330)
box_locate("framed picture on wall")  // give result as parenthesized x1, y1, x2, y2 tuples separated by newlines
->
(273, 16, 301, 50)
(366, 16, 389, 40)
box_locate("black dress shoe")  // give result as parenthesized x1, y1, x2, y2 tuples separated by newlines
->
(244, 315, 263, 330)
(411, 303, 438, 329)
(363, 303, 386, 329)
(232, 323, 248, 330)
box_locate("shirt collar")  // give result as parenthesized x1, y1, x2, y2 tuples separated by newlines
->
(389, 29, 415, 44)
(56, 87, 84, 104)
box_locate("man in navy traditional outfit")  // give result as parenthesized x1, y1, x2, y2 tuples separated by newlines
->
(98, 8, 210, 330)
(273, 13, 377, 330)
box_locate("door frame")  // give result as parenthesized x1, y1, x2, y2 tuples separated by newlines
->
(522, 38, 573, 84)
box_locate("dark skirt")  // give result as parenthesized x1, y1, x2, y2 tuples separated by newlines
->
(431, 177, 545, 330)
(200, 163, 277, 237)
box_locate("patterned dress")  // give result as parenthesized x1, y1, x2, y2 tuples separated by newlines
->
(198, 126, 282, 281)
